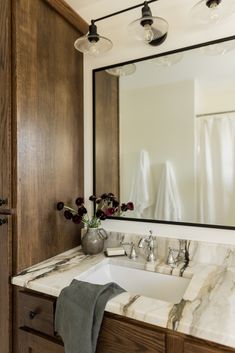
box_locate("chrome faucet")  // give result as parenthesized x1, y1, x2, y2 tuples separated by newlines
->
(166, 239, 190, 267)
(138, 231, 156, 263)
(120, 239, 138, 260)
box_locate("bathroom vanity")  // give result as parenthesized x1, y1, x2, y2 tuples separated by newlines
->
(12, 237, 235, 353)
(17, 289, 235, 353)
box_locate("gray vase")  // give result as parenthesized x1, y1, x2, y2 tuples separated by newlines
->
(81, 227, 108, 255)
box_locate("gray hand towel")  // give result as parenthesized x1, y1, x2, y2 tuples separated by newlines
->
(55, 279, 125, 353)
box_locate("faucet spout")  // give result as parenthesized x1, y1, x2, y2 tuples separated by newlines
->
(138, 231, 157, 262)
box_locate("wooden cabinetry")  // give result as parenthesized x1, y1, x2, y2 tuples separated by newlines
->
(184, 339, 235, 353)
(0, 0, 88, 352)
(94, 71, 120, 198)
(19, 330, 64, 353)
(96, 314, 165, 353)
(0, 215, 12, 353)
(17, 290, 235, 353)
(0, 1, 13, 350)
(12, 0, 86, 273)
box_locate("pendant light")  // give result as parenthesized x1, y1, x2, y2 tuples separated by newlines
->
(128, 2, 168, 46)
(74, 20, 113, 56)
(74, 1, 168, 57)
(191, 0, 235, 24)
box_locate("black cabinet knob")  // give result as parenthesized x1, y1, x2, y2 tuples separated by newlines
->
(0, 198, 8, 206)
(29, 311, 38, 320)
(0, 218, 7, 226)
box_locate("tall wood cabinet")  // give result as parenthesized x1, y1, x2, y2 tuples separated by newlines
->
(0, 0, 87, 352)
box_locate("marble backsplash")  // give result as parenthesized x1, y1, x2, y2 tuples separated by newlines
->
(104, 231, 235, 268)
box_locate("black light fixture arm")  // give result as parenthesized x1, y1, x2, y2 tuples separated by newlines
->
(92, 0, 158, 24)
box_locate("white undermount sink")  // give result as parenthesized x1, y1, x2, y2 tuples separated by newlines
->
(75, 261, 190, 304)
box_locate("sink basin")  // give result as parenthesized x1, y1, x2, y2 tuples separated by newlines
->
(75, 261, 190, 303)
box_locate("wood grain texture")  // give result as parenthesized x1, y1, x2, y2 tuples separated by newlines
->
(94, 71, 120, 198)
(96, 314, 165, 353)
(184, 338, 235, 353)
(0, 2, 12, 353)
(44, 0, 88, 34)
(13, 0, 84, 272)
(0, 216, 12, 353)
(166, 334, 184, 353)
(0, 0, 12, 209)
(19, 291, 55, 336)
(18, 329, 64, 353)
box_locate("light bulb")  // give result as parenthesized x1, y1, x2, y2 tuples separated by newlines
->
(208, 1, 220, 21)
(87, 41, 99, 56)
(143, 24, 154, 43)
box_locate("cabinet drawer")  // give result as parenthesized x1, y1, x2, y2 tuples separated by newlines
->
(97, 315, 165, 353)
(19, 291, 56, 336)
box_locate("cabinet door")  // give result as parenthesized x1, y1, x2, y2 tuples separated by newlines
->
(96, 315, 165, 353)
(0, 0, 12, 209)
(0, 216, 12, 353)
(13, 0, 84, 272)
(184, 340, 235, 353)
(19, 330, 65, 353)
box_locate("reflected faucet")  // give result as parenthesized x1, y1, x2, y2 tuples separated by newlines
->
(138, 231, 156, 263)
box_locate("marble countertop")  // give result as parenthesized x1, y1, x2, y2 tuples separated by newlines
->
(11, 236, 235, 349)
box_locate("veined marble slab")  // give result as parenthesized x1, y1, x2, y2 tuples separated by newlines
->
(11, 235, 235, 349)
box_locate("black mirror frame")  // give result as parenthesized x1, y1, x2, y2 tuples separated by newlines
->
(93, 34, 235, 231)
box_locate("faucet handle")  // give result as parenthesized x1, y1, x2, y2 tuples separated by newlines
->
(166, 247, 178, 267)
(129, 242, 138, 260)
(120, 240, 138, 260)
(146, 248, 156, 263)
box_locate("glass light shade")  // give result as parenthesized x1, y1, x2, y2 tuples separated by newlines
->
(74, 34, 113, 57)
(201, 41, 235, 56)
(105, 64, 136, 77)
(152, 52, 183, 67)
(128, 16, 168, 45)
(191, 0, 235, 24)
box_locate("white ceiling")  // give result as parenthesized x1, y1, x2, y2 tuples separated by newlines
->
(66, 0, 199, 35)
(65, 0, 235, 67)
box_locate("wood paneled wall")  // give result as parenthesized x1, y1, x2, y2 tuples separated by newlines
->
(12, 0, 85, 272)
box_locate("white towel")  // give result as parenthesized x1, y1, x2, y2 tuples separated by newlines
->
(154, 161, 182, 221)
(129, 150, 154, 218)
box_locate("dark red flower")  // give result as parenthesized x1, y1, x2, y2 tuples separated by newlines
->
(96, 209, 106, 220)
(78, 206, 87, 216)
(105, 207, 115, 216)
(127, 202, 134, 211)
(112, 199, 119, 208)
(64, 210, 73, 220)
(121, 203, 128, 212)
(72, 214, 82, 224)
(75, 197, 84, 206)
(108, 193, 115, 199)
(57, 202, 64, 211)
(89, 195, 96, 201)
(100, 212, 106, 220)
(101, 193, 108, 199)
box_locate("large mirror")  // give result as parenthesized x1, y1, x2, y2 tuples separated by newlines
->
(93, 37, 235, 229)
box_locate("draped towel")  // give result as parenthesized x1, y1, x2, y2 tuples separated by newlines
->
(154, 161, 182, 221)
(129, 150, 154, 218)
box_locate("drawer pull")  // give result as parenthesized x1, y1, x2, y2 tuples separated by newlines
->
(29, 311, 38, 320)
(0, 218, 7, 226)
(0, 198, 8, 206)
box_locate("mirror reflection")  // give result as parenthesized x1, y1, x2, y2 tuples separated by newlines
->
(94, 38, 235, 227)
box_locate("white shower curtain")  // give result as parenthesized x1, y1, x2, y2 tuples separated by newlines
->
(196, 113, 235, 225)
